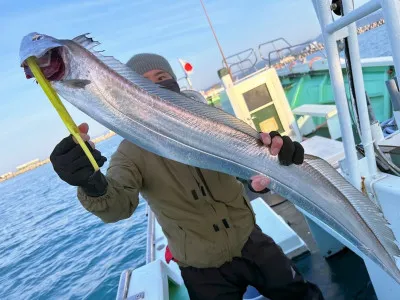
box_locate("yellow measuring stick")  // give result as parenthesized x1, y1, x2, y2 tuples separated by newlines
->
(26, 57, 100, 172)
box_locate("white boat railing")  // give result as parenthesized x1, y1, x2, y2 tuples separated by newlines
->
(380, 0, 400, 78)
(324, 0, 381, 34)
(310, 0, 400, 188)
(341, 0, 378, 178)
(222, 48, 259, 78)
(312, 0, 362, 188)
(145, 204, 156, 264)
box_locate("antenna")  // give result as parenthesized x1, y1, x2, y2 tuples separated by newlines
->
(199, 0, 233, 80)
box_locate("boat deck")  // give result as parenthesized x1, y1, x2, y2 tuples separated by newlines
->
(245, 187, 377, 300)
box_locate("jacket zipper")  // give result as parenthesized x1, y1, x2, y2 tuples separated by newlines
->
(195, 167, 231, 259)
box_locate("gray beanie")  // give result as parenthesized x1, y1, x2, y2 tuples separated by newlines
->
(126, 53, 177, 80)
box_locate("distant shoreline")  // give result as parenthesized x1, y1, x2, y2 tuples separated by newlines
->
(0, 131, 116, 183)
(357, 18, 385, 34)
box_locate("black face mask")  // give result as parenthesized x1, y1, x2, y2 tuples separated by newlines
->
(158, 79, 180, 93)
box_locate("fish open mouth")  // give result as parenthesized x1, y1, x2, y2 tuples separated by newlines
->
(23, 47, 65, 81)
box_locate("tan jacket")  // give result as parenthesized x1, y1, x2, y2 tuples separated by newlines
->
(77, 139, 256, 268)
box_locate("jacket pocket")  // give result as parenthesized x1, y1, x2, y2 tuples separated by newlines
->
(183, 230, 225, 268)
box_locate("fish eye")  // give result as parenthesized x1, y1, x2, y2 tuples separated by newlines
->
(32, 34, 43, 41)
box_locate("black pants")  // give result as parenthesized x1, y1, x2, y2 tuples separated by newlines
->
(180, 226, 323, 300)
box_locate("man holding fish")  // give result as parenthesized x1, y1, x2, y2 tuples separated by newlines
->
(50, 53, 322, 299)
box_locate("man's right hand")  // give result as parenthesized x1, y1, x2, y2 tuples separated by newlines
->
(50, 123, 108, 196)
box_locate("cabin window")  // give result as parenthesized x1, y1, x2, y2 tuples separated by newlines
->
(242, 84, 272, 112)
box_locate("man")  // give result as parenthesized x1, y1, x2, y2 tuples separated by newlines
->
(50, 53, 323, 299)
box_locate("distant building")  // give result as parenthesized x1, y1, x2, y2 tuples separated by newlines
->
(204, 86, 224, 98)
(16, 159, 40, 171)
(92, 130, 116, 144)
(0, 172, 12, 179)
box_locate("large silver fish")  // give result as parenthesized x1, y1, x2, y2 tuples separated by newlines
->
(20, 32, 400, 283)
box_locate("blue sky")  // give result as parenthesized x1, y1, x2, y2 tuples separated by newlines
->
(0, 0, 369, 173)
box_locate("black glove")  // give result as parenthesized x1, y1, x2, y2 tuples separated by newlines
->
(50, 135, 108, 197)
(269, 131, 304, 166)
(248, 132, 304, 194)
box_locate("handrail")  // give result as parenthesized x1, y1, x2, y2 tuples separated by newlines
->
(229, 59, 257, 77)
(311, 0, 386, 188)
(222, 48, 258, 78)
(263, 41, 326, 68)
(325, 0, 381, 34)
(258, 37, 292, 62)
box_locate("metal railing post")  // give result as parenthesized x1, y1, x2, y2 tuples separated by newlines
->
(325, 0, 381, 34)
(313, 0, 361, 189)
(342, 0, 378, 178)
(380, 0, 400, 82)
(146, 206, 155, 264)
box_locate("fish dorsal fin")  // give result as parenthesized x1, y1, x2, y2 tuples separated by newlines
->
(72, 33, 100, 50)
(72, 34, 160, 88)
(72, 34, 260, 139)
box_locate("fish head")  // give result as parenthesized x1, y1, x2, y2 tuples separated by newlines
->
(20, 32, 69, 81)
(20, 32, 87, 87)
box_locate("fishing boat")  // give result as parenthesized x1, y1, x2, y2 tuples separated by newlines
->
(116, 0, 400, 299)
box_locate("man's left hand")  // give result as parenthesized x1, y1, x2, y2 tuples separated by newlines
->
(250, 131, 304, 192)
